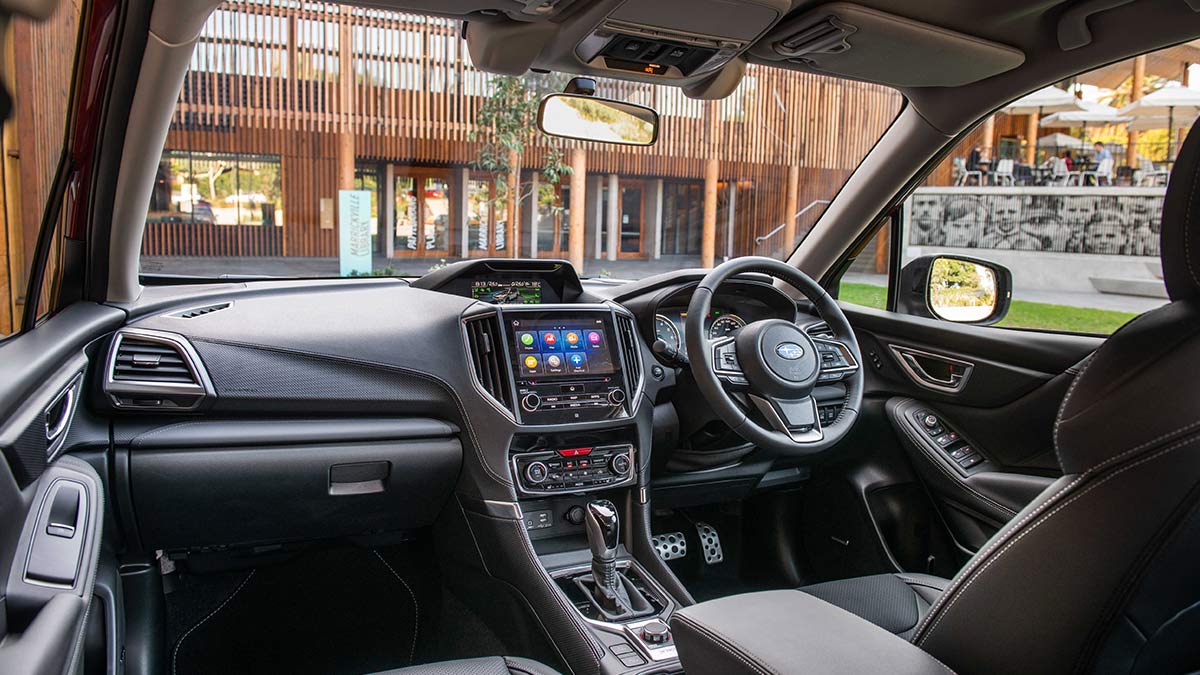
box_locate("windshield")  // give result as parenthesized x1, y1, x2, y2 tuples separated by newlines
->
(139, 3, 902, 280)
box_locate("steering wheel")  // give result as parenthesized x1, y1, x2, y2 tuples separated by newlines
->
(685, 257, 864, 455)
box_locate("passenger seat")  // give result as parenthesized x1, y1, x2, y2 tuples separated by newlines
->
(372, 656, 561, 675)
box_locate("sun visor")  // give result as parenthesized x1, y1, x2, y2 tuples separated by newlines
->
(750, 3, 1024, 88)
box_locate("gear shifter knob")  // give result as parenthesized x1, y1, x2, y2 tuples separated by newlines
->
(585, 500, 619, 562)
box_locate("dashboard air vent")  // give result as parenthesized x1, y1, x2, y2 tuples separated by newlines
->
(104, 330, 212, 410)
(113, 337, 197, 384)
(175, 302, 230, 319)
(464, 314, 514, 413)
(615, 314, 643, 388)
(805, 322, 835, 339)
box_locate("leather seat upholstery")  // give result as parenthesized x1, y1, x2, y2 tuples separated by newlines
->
(798, 573, 949, 639)
(677, 115, 1200, 675)
(371, 656, 561, 675)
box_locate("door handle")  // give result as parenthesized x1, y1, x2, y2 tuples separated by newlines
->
(888, 345, 974, 393)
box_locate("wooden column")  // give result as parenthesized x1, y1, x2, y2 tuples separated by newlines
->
(701, 100, 720, 269)
(568, 148, 586, 272)
(873, 227, 889, 274)
(1127, 55, 1147, 167)
(783, 164, 800, 247)
(1179, 63, 1192, 155)
(701, 159, 719, 269)
(336, 20, 355, 192)
(1024, 112, 1039, 166)
(606, 174, 619, 262)
(980, 115, 996, 160)
(508, 149, 520, 258)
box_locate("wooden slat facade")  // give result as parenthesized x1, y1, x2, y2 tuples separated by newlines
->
(155, 0, 903, 259)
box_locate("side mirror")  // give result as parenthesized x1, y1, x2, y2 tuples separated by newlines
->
(537, 93, 659, 146)
(897, 255, 1012, 326)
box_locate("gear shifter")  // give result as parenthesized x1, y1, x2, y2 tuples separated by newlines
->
(584, 500, 620, 597)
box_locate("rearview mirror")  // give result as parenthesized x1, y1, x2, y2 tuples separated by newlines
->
(537, 94, 659, 146)
(897, 255, 1012, 325)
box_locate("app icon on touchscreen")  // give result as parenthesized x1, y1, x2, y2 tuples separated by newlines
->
(541, 331, 562, 351)
(563, 330, 583, 349)
(568, 352, 587, 372)
(587, 331, 603, 347)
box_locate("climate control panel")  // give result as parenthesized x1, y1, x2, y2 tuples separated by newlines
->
(511, 444, 636, 496)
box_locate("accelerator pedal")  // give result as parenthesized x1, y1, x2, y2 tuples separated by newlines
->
(651, 532, 688, 562)
(695, 522, 724, 565)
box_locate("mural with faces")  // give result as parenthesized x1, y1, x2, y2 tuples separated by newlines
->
(907, 190, 1164, 256)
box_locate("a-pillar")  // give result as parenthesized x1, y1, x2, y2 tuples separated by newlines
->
(1127, 55, 1147, 167)
(701, 158, 719, 269)
(606, 174, 619, 262)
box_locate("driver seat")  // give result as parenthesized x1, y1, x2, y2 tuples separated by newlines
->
(774, 116, 1200, 673)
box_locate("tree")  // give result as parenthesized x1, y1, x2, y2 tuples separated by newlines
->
(471, 73, 572, 256)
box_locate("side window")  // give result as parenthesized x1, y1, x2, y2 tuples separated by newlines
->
(888, 46, 1182, 335)
(838, 226, 890, 311)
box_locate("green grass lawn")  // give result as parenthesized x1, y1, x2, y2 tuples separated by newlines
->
(839, 282, 1136, 335)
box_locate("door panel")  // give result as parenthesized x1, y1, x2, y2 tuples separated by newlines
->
(843, 304, 1101, 554)
(0, 303, 122, 674)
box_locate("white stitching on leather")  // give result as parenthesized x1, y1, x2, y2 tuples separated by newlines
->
(674, 614, 775, 675)
(1182, 145, 1200, 289)
(915, 432, 1200, 646)
(172, 570, 256, 675)
(1052, 352, 1096, 464)
(372, 550, 420, 665)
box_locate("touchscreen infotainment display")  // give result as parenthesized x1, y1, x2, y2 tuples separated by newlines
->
(509, 316, 616, 379)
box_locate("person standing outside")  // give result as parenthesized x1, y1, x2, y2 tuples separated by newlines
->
(1093, 142, 1113, 164)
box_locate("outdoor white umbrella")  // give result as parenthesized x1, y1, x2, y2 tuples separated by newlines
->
(1126, 113, 1200, 132)
(1037, 133, 1089, 151)
(1118, 85, 1200, 157)
(1002, 86, 1084, 115)
(1040, 103, 1130, 145)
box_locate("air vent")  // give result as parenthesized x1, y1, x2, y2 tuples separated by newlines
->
(464, 314, 514, 414)
(615, 314, 643, 389)
(805, 322, 835, 339)
(174, 302, 230, 319)
(774, 16, 857, 58)
(105, 330, 212, 411)
(113, 338, 197, 384)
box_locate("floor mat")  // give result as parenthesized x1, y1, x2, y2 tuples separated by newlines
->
(168, 545, 430, 675)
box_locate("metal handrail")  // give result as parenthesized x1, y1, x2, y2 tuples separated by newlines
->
(754, 199, 831, 247)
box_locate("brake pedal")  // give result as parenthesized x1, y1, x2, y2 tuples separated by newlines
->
(695, 522, 724, 564)
(651, 532, 688, 562)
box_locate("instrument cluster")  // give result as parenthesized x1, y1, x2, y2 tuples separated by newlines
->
(652, 307, 750, 355)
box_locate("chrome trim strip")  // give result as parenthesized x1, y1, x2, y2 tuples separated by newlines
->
(103, 328, 215, 410)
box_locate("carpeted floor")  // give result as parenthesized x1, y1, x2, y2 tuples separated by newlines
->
(166, 545, 437, 675)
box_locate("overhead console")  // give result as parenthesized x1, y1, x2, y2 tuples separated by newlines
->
(574, 0, 788, 89)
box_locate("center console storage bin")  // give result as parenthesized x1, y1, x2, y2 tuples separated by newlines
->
(124, 418, 462, 549)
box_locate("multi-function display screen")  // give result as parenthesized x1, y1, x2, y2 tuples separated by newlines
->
(509, 316, 616, 380)
(471, 279, 543, 305)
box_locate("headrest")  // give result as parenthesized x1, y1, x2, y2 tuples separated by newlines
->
(1160, 114, 1200, 301)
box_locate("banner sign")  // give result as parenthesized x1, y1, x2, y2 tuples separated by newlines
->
(338, 190, 373, 276)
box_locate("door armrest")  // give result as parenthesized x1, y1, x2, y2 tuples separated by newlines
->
(670, 590, 951, 675)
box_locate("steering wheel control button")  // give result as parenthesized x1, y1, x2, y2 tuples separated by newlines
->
(641, 620, 671, 644)
(521, 393, 541, 412)
(525, 461, 549, 484)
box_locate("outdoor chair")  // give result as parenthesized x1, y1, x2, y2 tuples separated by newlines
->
(953, 157, 982, 186)
(992, 159, 1015, 186)
(1138, 157, 1170, 186)
(1081, 157, 1115, 186)
(1046, 157, 1071, 186)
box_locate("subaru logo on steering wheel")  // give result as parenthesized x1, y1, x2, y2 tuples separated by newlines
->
(775, 342, 804, 360)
